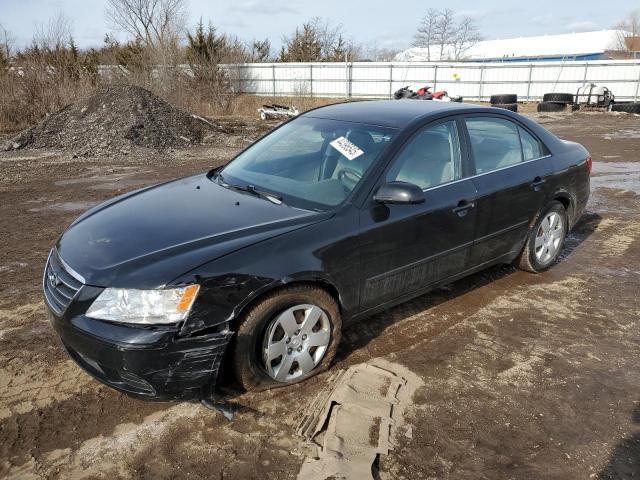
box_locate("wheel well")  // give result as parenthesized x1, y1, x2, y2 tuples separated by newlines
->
(229, 280, 342, 331)
(554, 195, 570, 211)
(553, 194, 573, 224)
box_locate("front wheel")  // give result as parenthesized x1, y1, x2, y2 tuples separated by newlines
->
(231, 285, 341, 391)
(518, 202, 567, 273)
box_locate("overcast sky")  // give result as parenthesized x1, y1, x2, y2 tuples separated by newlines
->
(0, 0, 632, 52)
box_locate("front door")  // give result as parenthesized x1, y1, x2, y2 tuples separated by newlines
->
(358, 118, 478, 311)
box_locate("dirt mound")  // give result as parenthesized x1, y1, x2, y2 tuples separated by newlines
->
(6, 85, 220, 156)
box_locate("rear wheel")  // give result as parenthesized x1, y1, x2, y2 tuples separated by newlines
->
(518, 202, 567, 273)
(231, 285, 341, 391)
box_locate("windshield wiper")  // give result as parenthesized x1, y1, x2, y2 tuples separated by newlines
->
(235, 184, 284, 205)
(216, 172, 283, 205)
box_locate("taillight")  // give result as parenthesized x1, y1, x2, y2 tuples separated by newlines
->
(585, 155, 592, 175)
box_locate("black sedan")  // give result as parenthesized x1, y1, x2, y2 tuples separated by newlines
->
(43, 100, 591, 399)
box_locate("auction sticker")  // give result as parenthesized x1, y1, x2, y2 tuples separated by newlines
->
(330, 136, 364, 161)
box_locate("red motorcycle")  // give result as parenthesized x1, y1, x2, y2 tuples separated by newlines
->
(394, 85, 463, 102)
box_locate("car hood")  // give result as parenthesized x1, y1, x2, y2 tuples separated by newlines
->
(57, 173, 329, 288)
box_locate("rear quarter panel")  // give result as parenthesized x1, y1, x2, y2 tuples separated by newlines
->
(547, 140, 591, 228)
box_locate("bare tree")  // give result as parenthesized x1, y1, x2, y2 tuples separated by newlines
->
(414, 8, 439, 61)
(105, 0, 187, 49)
(452, 16, 482, 60)
(613, 10, 640, 56)
(413, 9, 482, 60)
(433, 9, 457, 60)
(0, 23, 15, 61)
(34, 13, 73, 51)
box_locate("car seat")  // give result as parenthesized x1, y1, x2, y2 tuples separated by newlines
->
(390, 131, 453, 189)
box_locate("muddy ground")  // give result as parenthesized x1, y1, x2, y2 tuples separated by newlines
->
(0, 111, 639, 479)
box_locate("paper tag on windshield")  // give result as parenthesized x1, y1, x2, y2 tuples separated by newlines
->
(330, 136, 364, 161)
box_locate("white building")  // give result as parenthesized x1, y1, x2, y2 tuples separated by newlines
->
(396, 30, 624, 62)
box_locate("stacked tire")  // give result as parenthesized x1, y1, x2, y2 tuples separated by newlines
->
(490, 94, 518, 112)
(611, 102, 640, 114)
(537, 93, 574, 112)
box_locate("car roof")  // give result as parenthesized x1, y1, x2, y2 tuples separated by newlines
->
(301, 99, 487, 129)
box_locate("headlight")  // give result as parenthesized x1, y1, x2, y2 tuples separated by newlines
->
(86, 285, 200, 325)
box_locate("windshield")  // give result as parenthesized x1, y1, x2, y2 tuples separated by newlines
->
(219, 116, 397, 210)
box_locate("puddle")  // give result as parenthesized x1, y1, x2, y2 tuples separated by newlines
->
(591, 162, 640, 194)
(29, 201, 99, 212)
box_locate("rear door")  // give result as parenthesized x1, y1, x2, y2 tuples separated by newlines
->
(357, 118, 478, 311)
(463, 115, 554, 267)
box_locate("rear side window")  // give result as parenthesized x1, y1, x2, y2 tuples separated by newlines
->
(519, 127, 544, 160)
(466, 117, 522, 174)
(386, 120, 462, 189)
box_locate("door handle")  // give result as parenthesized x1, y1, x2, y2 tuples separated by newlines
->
(531, 177, 546, 191)
(452, 200, 475, 217)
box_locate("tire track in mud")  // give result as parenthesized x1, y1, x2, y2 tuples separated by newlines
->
(595, 218, 640, 260)
(0, 387, 170, 475)
(0, 302, 94, 422)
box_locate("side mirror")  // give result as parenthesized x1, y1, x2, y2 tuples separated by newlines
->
(373, 181, 425, 205)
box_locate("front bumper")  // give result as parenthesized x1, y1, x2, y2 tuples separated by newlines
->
(43, 248, 234, 400)
(49, 311, 233, 400)
(49, 309, 233, 400)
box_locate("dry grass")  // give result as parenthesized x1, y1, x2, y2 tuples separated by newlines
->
(0, 61, 349, 134)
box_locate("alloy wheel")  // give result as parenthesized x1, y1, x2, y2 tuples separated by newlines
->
(262, 304, 331, 382)
(534, 211, 565, 264)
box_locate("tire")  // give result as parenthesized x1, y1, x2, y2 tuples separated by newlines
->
(490, 94, 517, 104)
(537, 101, 567, 112)
(231, 285, 342, 391)
(492, 102, 518, 112)
(542, 93, 574, 104)
(611, 102, 640, 114)
(517, 201, 567, 273)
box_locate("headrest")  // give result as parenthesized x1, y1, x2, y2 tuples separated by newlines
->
(346, 130, 375, 153)
(405, 131, 451, 164)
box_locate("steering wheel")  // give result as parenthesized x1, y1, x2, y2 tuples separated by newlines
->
(338, 167, 362, 187)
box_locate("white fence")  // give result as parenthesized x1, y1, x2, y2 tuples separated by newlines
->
(231, 60, 640, 101)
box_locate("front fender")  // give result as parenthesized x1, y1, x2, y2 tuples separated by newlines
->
(175, 209, 361, 336)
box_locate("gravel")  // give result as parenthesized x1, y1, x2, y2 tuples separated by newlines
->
(5, 84, 222, 156)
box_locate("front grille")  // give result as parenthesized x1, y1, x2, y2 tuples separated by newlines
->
(43, 249, 84, 315)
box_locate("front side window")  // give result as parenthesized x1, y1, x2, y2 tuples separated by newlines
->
(466, 117, 522, 174)
(386, 120, 462, 190)
(219, 117, 396, 210)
